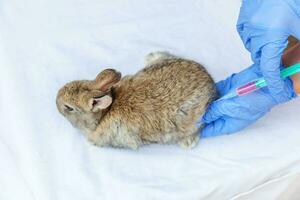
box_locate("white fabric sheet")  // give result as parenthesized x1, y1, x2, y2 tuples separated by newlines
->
(1, 0, 300, 199)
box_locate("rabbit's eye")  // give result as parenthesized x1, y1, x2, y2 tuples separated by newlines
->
(92, 100, 97, 107)
(64, 105, 74, 112)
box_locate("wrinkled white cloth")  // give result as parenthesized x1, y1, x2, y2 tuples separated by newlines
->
(1, 0, 300, 200)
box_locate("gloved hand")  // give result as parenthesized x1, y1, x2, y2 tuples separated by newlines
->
(200, 64, 296, 138)
(237, 0, 300, 103)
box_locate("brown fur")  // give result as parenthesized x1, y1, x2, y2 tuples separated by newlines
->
(56, 52, 217, 149)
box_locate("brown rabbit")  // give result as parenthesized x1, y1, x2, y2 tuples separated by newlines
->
(56, 52, 217, 149)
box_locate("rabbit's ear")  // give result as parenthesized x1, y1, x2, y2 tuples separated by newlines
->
(92, 69, 121, 91)
(89, 95, 112, 112)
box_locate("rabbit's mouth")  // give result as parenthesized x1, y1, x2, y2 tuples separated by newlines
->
(66, 111, 100, 133)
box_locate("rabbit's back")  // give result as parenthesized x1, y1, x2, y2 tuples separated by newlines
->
(110, 58, 216, 144)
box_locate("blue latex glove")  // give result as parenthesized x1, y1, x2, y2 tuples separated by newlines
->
(237, 0, 300, 103)
(200, 64, 296, 138)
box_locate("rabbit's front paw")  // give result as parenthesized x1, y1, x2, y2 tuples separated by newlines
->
(87, 133, 106, 147)
(178, 134, 199, 149)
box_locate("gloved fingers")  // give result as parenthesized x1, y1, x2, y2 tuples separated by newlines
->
(227, 64, 262, 86)
(215, 64, 263, 100)
(201, 117, 249, 138)
(203, 92, 273, 124)
(202, 78, 237, 124)
(201, 112, 267, 138)
(260, 41, 291, 103)
(202, 101, 224, 124)
(214, 71, 255, 97)
(215, 74, 237, 96)
(201, 118, 227, 138)
(202, 99, 242, 124)
(202, 99, 243, 123)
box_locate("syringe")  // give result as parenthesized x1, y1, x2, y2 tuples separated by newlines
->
(219, 63, 300, 101)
